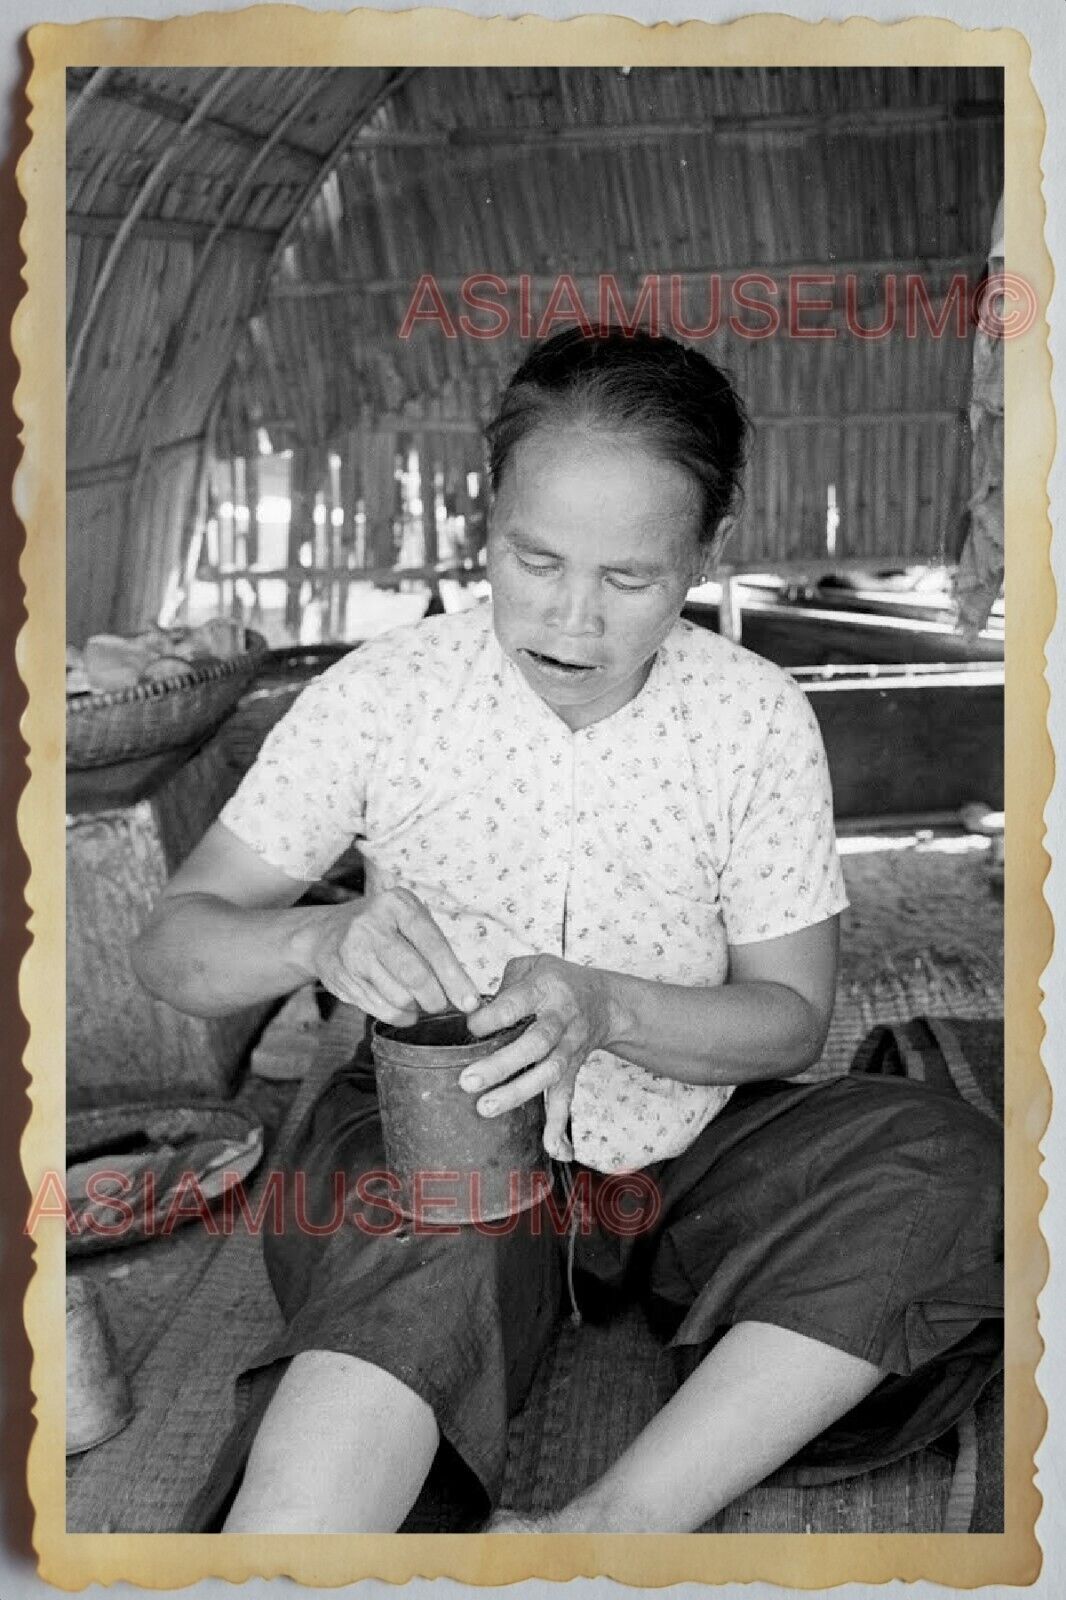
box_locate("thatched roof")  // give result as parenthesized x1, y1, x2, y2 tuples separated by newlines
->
(66, 66, 1003, 642)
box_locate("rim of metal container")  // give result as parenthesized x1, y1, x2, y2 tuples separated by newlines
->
(372, 1008, 530, 1064)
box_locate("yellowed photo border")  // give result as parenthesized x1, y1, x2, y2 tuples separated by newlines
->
(15, 7, 1053, 1589)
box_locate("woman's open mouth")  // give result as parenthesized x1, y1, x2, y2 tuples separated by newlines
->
(520, 648, 602, 680)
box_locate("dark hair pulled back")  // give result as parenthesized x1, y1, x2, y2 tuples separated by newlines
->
(484, 327, 750, 551)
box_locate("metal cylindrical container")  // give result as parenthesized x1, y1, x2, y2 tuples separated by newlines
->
(66, 1277, 133, 1455)
(371, 1010, 547, 1223)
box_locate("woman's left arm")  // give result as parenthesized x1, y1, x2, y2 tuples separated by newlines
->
(609, 915, 840, 1082)
(464, 915, 839, 1158)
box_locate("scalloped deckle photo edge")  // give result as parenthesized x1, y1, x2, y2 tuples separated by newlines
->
(13, 7, 1053, 1589)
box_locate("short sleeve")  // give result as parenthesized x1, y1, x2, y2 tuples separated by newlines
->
(217, 659, 381, 880)
(719, 680, 848, 945)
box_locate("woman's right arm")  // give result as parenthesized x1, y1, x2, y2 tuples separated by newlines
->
(131, 821, 480, 1025)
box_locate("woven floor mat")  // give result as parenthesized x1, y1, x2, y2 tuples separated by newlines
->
(497, 1301, 958, 1534)
(814, 949, 1002, 1082)
(64, 1016, 354, 1533)
(66, 1222, 284, 1531)
(502, 1305, 678, 1514)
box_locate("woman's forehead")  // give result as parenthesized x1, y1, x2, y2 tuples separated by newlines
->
(497, 426, 700, 530)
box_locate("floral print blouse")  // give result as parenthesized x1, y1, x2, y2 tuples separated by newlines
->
(220, 606, 848, 1172)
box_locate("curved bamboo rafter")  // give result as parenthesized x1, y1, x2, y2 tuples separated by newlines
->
(185, 68, 343, 325)
(126, 67, 345, 524)
(206, 69, 418, 445)
(65, 67, 326, 174)
(66, 66, 240, 402)
(257, 68, 418, 293)
(165, 69, 419, 602)
(66, 67, 113, 136)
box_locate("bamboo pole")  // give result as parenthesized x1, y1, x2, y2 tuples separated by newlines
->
(269, 256, 983, 302)
(344, 103, 1002, 150)
(287, 446, 311, 635)
(124, 68, 338, 531)
(180, 71, 417, 589)
(66, 67, 113, 135)
(65, 68, 325, 172)
(719, 576, 742, 644)
(67, 68, 240, 400)
(68, 213, 277, 246)
(245, 425, 262, 624)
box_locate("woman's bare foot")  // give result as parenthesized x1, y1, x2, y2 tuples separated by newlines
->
(482, 1507, 556, 1533)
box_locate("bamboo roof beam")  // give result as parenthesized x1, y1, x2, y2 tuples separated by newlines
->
(241, 406, 963, 450)
(68, 212, 279, 245)
(66, 68, 113, 135)
(171, 69, 418, 541)
(66, 66, 241, 401)
(124, 70, 346, 526)
(190, 69, 343, 308)
(65, 68, 325, 174)
(345, 102, 1002, 152)
(68, 432, 207, 489)
(269, 255, 984, 300)
(258, 69, 418, 290)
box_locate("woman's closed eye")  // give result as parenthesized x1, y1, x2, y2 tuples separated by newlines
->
(607, 573, 657, 593)
(514, 552, 656, 593)
(514, 552, 561, 576)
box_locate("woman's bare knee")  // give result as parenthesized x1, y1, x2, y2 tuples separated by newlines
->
(224, 1350, 440, 1533)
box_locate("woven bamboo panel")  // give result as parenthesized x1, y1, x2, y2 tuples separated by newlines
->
(67, 737, 265, 1104)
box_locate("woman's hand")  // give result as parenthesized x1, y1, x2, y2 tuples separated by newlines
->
(462, 955, 618, 1160)
(299, 887, 480, 1026)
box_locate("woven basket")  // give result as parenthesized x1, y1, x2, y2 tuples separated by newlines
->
(221, 643, 357, 776)
(67, 631, 267, 770)
(66, 1099, 264, 1256)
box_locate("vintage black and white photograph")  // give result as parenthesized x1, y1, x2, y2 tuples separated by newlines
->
(54, 51, 1018, 1552)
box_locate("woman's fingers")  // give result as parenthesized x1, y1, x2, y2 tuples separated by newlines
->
(467, 969, 539, 1038)
(390, 893, 480, 1013)
(460, 1015, 562, 1094)
(328, 945, 429, 1025)
(476, 1054, 567, 1118)
(353, 950, 430, 1014)
(317, 963, 419, 1027)
(543, 1077, 575, 1161)
(373, 941, 450, 1016)
(327, 888, 477, 1019)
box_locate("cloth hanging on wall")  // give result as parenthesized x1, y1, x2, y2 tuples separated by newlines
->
(953, 195, 1004, 639)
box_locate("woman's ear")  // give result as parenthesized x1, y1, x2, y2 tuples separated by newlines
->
(701, 518, 735, 577)
(690, 540, 716, 588)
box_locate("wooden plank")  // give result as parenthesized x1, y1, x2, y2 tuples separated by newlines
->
(804, 675, 1003, 817)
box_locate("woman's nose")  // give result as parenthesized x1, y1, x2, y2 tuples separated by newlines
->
(548, 580, 606, 636)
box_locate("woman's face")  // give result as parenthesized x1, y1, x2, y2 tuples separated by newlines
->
(487, 427, 704, 730)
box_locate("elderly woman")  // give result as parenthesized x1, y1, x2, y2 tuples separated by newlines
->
(135, 329, 1001, 1535)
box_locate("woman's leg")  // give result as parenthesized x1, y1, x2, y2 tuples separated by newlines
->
(223, 1351, 440, 1533)
(490, 1320, 882, 1532)
(489, 1076, 1000, 1533)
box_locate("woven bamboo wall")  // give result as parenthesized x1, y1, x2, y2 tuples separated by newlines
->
(66, 66, 1003, 640)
